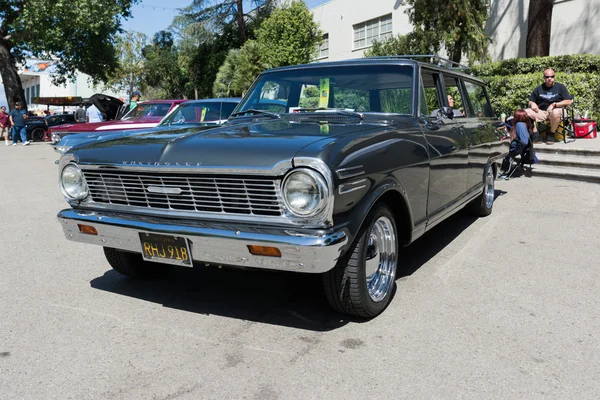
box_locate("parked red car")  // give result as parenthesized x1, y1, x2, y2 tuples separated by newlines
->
(49, 99, 186, 143)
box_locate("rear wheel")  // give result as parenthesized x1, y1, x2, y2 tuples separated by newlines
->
(31, 128, 46, 142)
(103, 247, 161, 278)
(323, 204, 398, 318)
(468, 163, 495, 217)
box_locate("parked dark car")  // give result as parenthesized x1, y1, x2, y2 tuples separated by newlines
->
(56, 57, 506, 318)
(20, 114, 77, 142)
(52, 98, 241, 154)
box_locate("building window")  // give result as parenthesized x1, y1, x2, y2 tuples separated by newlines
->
(317, 34, 329, 59)
(353, 14, 393, 49)
(26, 87, 30, 104)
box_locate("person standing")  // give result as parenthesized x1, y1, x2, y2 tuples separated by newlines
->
(0, 106, 9, 145)
(86, 103, 104, 123)
(74, 104, 86, 122)
(9, 102, 29, 146)
(129, 91, 141, 111)
(525, 68, 572, 145)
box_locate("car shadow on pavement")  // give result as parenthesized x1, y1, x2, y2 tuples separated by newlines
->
(90, 264, 351, 332)
(396, 188, 506, 278)
(90, 189, 507, 331)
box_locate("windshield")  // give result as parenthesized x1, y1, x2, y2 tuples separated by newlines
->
(159, 102, 234, 126)
(121, 103, 173, 120)
(234, 64, 414, 116)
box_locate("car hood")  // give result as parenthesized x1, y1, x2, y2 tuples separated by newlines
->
(50, 118, 161, 133)
(89, 93, 124, 120)
(69, 119, 387, 170)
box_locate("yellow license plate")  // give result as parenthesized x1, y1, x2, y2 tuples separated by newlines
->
(139, 232, 192, 266)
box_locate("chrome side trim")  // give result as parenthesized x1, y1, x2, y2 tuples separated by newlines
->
(336, 165, 365, 179)
(57, 209, 348, 273)
(339, 179, 368, 194)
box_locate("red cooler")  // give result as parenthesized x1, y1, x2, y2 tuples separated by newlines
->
(574, 120, 597, 138)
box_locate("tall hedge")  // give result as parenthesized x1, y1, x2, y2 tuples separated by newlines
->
(471, 54, 600, 121)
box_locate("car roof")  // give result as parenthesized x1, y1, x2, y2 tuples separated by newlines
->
(138, 99, 186, 104)
(180, 98, 242, 104)
(264, 56, 484, 84)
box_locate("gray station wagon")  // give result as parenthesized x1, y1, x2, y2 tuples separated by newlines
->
(56, 56, 506, 318)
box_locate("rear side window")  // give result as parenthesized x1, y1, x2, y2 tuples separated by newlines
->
(464, 81, 495, 117)
(442, 75, 465, 118)
(421, 71, 443, 117)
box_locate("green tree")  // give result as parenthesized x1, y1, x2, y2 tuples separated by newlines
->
(0, 0, 137, 109)
(213, 41, 269, 97)
(364, 31, 437, 58)
(255, 0, 322, 68)
(106, 31, 148, 98)
(171, 2, 274, 99)
(213, 49, 242, 98)
(402, 0, 490, 64)
(178, 0, 274, 46)
(213, 1, 322, 97)
(142, 31, 188, 99)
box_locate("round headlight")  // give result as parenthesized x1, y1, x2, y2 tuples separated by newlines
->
(282, 169, 328, 217)
(61, 164, 88, 200)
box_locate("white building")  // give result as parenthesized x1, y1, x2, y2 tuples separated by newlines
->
(310, 0, 599, 62)
(0, 58, 125, 112)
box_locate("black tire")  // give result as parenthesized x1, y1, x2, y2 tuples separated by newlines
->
(323, 204, 398, 318)
(103, 247, 161, 278)
(31, 128, 46, 142)
(468, 163, 495, 217)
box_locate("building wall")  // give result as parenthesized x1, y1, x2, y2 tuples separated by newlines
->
(310, 0, 598, 62)
(311, 0, 412, 61)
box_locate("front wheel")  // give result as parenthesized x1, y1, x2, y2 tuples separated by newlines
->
(323, 204, 398, 318)
(103, 247, 161, 278)
(31, 128, 46, 142)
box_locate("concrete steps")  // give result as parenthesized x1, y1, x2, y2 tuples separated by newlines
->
(508, 139, 600, 183)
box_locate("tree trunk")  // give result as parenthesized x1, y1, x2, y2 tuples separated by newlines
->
(129, 72, 134, 98)
(0, 40, 27, 110)
(450, 39, 462, 65)
(526, 0, 553, 57)
(236, 0, 247, 44)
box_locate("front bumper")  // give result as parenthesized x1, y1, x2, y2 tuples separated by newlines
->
(57, 209, 348, 273)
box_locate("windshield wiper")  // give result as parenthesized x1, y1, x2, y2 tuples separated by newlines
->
(291, 108, 364, 120)
(230, 109, 281, 119)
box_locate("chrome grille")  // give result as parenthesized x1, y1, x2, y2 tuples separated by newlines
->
(82, 170, 283, 216)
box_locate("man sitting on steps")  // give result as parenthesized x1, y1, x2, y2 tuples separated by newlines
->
(525, 68, 572, 145)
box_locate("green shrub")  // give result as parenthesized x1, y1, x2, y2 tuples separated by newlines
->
(472, 54, 600, 77)
(472, 55, 600, 122)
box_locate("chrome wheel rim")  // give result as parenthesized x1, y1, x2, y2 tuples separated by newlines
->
(364, 216, 397, 303)
(484, 168, 495, 209)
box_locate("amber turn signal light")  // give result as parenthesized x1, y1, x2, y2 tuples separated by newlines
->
(77, 224, 98, 235)
(247, 245, 282, 258)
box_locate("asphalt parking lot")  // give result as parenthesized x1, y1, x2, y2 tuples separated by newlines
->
(1, 142, 600, 400)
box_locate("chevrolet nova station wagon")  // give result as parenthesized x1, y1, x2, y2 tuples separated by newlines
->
(57, 57, 506, 318)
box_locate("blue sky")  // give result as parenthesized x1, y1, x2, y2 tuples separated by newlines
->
(122, 0, 329, 37)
